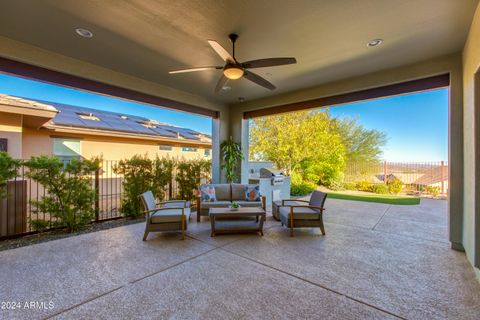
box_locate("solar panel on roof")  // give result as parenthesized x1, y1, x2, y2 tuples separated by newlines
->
(36, 99, 209, 142)
(150, 127, 178, 138)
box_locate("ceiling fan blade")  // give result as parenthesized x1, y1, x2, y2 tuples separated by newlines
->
(243, 71, 276, 90)
(214, 75, 229, 94)
(242, 57, 297, 69)
(208, 40, 234, 63)
(169, 66, 223, 74)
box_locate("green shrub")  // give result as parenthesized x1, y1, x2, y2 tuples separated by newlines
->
(114, 155, 154, 218)
(426, 185, 440, 197)
(176, 159, 211, 202)
(24, 156, 99, 232)
(355, 180, 373, 192)
(152, 156, 174, 201)
(328, 180, 345, 191)
(344, 182, 357, 190)
(371, 183, 389, 194)
(291, 182, 316, 196)
(388, 178, 403, 195)
(30, 219, 50, 232)
(0, 152, 21, 198)
(114, 155, 211, 218)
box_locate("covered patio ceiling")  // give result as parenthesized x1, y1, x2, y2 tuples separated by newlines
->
(0, 0, 478, 106)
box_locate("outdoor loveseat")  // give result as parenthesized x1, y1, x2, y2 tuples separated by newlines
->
(196, 183, 266, 222)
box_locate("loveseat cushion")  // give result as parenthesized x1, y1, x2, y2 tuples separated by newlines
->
(245, 185, 261, 201)
(279, 206, 320, 220)
(200, 185, 216, 202)
(200, 201, 232, 209)
(214, 184, 231, 200)
(231, 183, 247, 201)
(234, 200, 263, 208)
(150, 208, 191, 223)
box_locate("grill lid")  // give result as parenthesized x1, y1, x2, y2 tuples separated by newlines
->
(260, 167, 284, 178)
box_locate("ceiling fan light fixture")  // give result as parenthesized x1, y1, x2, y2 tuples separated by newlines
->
(223, 66, 244, 80)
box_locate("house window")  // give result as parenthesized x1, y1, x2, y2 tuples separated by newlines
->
(182, 147, 197, 152)
(0, 138, 7, 152)
(77, 113, 100, 121)
(204, 149, 211, 157)
(53, 138, 81, 161)
(159, 145, 173, 151)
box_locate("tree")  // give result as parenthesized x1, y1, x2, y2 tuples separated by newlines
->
(249, 110, 387, 189)
(336, 117, 387, 163)
(250, 110, 346, 184)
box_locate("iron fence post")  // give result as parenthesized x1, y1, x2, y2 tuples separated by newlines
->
(95, 168, 100, 221)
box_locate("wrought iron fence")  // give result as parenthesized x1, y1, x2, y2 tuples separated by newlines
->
(0, 159, 189, 239)
(344, 160, 448, 195)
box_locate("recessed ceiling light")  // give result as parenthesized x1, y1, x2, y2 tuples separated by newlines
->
(75, 28, 93, 38)
(367, 39, 383, 47)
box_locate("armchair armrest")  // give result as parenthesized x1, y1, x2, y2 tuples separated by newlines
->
(157, 200, 187, 207)
(288, 205, 325, 213)
(144, 207, 185, 217)
(281, 199, 310, 205)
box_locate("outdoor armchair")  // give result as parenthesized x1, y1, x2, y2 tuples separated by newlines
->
(278, 190, 327, 237)
(140, 191, 190, 241)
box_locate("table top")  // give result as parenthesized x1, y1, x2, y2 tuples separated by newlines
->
(209, 207, 265, 215)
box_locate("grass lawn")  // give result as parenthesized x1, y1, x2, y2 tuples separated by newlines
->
(326, 192, 420, 205)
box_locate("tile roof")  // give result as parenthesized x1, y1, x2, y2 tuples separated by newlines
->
(0, 94, 58, 112)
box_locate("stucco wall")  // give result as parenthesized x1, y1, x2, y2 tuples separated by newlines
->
(22, 129, 211, 161)
(0, 113, 23, 158)
(22, 128, 52, 159)
(462, 3, 480, 278)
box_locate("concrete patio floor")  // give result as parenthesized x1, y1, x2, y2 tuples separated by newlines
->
(1, 199, 479, 319)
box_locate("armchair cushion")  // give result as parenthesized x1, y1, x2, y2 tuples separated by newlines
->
(150, 208, 191, 223)
(279, 206, 320, 220)
(200, 185, 217, 202)
(214, 184, 231, 201)
(245, 185, 261, 201)
(309, 191, 327, 211)
(141, 191, 157, 211)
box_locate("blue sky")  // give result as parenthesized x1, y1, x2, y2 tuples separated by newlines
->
(327, 89, 448, 162)
(0, 73, 447, 162)
(0, 73, 213, 134)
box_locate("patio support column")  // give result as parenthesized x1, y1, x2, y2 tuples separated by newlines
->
(240, 119, 250, 184)
(211, 117, 221, 184)
(449, 67, 465, 251)
(212, 108, 230, 184)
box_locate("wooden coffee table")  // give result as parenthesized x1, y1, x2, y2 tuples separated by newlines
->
(209, 207, 266, 237)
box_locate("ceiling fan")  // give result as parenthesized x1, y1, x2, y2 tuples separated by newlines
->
(169, 33, 297, 94)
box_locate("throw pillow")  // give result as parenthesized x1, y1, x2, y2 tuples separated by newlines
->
(200, 185, 216, 202)
(244, 185, 261, 201)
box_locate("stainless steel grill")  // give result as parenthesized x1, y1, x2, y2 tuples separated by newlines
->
(259, 168, 284, 185)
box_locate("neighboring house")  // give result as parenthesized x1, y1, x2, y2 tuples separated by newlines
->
(0, 94, 212, 161)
